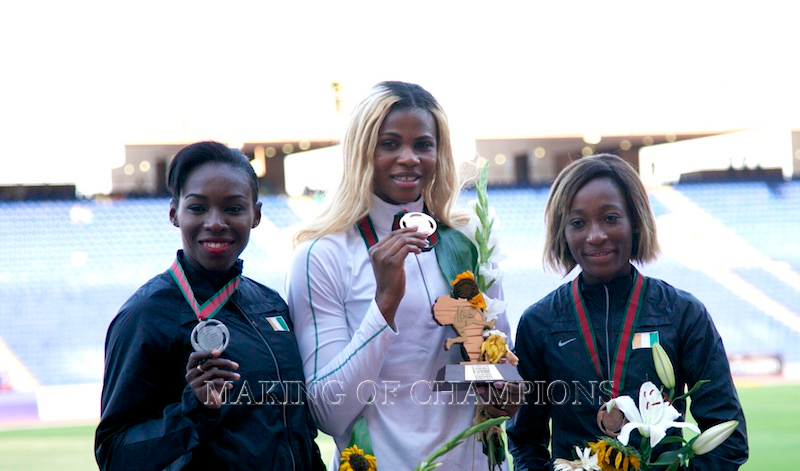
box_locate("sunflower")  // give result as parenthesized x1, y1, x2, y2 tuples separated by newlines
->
(339, 445, 377, 471)
(451, 271, 486, 310)
(589, 438, 641, 471)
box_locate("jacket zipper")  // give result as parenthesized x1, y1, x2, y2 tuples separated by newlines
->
(234, 299, 297, 471)
(603, 285, 612, 382)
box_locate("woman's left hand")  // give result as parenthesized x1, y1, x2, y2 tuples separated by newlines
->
(476, 381, 525, 418)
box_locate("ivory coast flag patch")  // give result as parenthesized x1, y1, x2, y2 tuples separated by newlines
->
(632, 331, 659, 349)
(266, 316, 290, 332)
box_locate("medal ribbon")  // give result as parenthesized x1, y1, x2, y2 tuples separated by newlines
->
(169, 259, 241, 321)
(570, 271, 646, 398)
(356, 210, 439, 250)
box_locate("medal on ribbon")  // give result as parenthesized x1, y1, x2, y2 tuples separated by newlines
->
(398, 211, 437, 236)
(190, 319, 231, 352)
(570, 271, 647, 437)
(357, 210, 440, 252)
(169, 259, 241, 353)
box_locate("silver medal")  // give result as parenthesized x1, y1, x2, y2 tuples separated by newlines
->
(399, 212, 437, 236)
(190, 319, 231, 353)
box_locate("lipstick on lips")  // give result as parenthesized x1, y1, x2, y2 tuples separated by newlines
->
(200, 239, 232, 254)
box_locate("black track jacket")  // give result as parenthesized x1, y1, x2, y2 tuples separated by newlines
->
(96, 252, 325, 470)
(508, 267, 747, 470)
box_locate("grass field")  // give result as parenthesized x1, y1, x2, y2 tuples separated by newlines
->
(0, 382, 796, 470)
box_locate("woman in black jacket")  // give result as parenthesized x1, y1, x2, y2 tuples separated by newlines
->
(507, 154, 747, 470)
(95, 141, 325, 470)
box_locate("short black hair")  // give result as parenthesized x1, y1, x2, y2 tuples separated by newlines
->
(166, 141, 259, 205)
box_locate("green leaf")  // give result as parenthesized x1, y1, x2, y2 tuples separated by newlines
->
(435, 225, 478, 284)
(347, 415, 374, 456)
(673, 379, 710, 402)
(475, 230, 486, 247)
(658, 435, 688, 446)
(476, 203, 487, 221)
(650, 449, 684, 465)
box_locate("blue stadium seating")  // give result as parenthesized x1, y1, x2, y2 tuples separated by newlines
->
(676, 181, 800, 272)
(0, 182, 798, 388)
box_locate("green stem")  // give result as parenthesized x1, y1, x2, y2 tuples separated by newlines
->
(474, 162, 494, 293)
(414, 417, 509, 471)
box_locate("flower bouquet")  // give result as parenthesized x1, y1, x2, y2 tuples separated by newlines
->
(435, 162, 517, 470)
(553, 343, 739, 471)
(464, 162, 518, 470)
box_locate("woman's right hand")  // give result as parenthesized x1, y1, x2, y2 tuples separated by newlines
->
(185, 350, 240, 409)
(369, 226, 429, 327)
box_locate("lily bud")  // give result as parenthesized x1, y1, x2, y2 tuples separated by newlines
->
(691, 420, 739, 455)
(652, 342, 676, 390)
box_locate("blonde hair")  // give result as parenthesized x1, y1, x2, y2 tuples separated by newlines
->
(543, 153, 660, 274)
(294, 82, 466, 245)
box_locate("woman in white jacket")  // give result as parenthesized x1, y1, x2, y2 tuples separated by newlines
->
(286, 81, 514, 470)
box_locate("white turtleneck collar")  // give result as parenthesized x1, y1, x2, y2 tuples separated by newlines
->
(368, 193, 425, 237)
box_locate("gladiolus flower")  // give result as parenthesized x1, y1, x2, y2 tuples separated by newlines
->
(651, 342, 675, 390)
(691, 420, 739, 455)
(478, 263, 504, 288)
(483, 295, 508, 322)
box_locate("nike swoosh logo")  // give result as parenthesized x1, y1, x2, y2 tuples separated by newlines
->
(558, 337, 577, 347)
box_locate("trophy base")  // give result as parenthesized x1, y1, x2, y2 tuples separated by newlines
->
(434, 363, 523, 391)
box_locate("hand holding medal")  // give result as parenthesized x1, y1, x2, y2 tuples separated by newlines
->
(362, 212, 437, 327)
(170, 258, 243, 408)
(186, 350, 240, 409)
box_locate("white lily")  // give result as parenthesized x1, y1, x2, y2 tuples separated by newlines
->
(652, 342, 676, 390)
(610, 381, 700, 448)
(553, 446, 601, 471)
(691, 420, 739, 455)
(482, 295, 508, 322)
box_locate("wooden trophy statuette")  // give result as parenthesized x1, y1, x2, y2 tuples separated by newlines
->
(432, 295, 495, 364)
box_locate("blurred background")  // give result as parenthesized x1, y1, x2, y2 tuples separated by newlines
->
(0, 1, 798, 468)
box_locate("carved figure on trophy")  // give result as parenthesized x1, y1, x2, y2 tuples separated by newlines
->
(433, 273, 495, 364)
